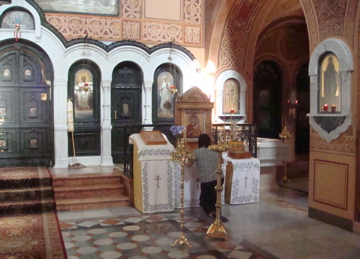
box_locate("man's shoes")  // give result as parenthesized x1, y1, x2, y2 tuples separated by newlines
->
(208, 212, 216, 219)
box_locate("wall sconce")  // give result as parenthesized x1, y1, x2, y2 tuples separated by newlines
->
(193, 59, 201, 73)
(287, 99, 298, 106)
(206, 60, 216, 76)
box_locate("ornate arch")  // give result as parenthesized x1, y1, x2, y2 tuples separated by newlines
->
(214, 70, 247, 123)
(308, 38, 353, 142)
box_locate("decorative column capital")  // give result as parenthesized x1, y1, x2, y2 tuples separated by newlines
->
(102, 80, 111, 92)
(144, 80, 153, 91)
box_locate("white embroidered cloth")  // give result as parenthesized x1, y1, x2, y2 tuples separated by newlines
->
(225, 157, 261, 204)
(130, 133, 176, 213)
(129, 134, 174, 161)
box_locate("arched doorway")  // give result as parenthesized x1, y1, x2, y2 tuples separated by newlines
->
(68, 60, 101, 157)
(253, 60, 282, 138)
(295, 63, 310, 154)
(111, 62, 143, 163)
(152, 63, 182, 124)
(151, 63, 182, 145)
(0, 39, 54, 167)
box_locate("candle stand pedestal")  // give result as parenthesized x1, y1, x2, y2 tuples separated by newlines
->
(206, 142, 229, 240)
(170, 137, 193, 247)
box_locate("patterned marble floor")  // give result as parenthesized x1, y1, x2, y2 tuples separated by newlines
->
(58, 187, 360, 259)
(60, 207, 275, 259)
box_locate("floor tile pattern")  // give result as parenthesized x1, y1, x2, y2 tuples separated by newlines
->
(61, 208, 277, 259)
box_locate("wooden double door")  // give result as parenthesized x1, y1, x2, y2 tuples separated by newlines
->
(0, 41, 53, 167)
(111, 62, 142, 163)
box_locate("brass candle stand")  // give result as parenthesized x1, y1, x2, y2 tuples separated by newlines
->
(279, 125, 291, 183)
(207, 141, 229, 240)
(170, 135, 194, 247)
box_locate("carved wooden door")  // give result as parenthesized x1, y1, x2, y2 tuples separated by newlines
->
(0, 43, 53, 167)
(111, 62, 142, 163)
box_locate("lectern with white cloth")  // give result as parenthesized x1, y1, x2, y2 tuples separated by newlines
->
(130, 133, 175, 213)
(225, 157, 260, 204)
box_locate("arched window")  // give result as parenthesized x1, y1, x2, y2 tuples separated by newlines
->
(214, 70, 247, 123)
(152, 63, 182, 123)
(68, 60, 101, 156)
(1, 8, 35, 30)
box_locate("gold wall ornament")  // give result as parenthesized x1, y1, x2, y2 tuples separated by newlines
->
(170, 131, 194, 247)
(206, 142, 229, 240)
(279, 125, 291, 142)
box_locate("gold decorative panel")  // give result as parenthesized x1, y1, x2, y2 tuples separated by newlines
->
(143, 22, 182, 43)
(184, 0, 201, 24)
(314, 159, 348, 210)
(44, 0, 203, 47)
(123, 0, 141, 19)
(184, 26, 201, 44)
(310, 125, 356, 154)
(46, 15, 123, 40)
(123, 21, 141, 40)
(144, 0, 181, 21)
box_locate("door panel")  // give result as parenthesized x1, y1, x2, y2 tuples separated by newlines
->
(19, 52, 42, 84)
(20, 128, 49, 156)
(71, 130, 101, 156)
(0, 129, 17, 156)
(19, 88, 50, 125)
(0, 52, 17, 85)
(0, 90, 16, 125)
(0, 43, 53, 167)
(112, 89, 141, 125)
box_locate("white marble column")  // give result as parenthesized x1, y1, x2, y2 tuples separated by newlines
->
(143, 80, 153, 124)
(101, 79, 114, 166)
(54, 79, 70, 168)
(214, 88, 223, 123)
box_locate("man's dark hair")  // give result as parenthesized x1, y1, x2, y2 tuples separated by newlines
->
(198, 133, 211, 148)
